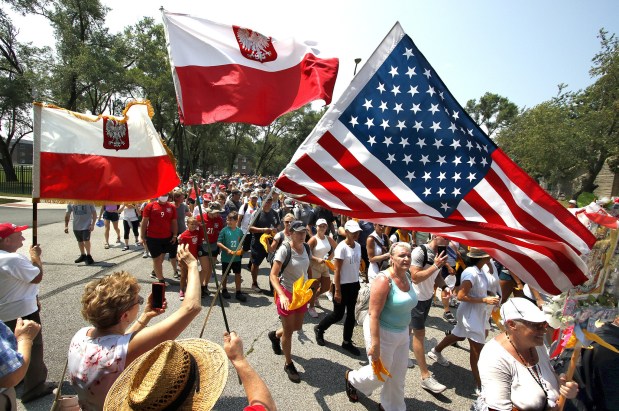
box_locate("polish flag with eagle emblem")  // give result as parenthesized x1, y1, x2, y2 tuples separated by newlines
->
(162, 11, 339, 126)
(32, 101, 180, 203)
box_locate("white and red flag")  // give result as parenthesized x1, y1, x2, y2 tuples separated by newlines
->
(276, 23, 596, 295)
(32, 101, 180, 203)
(162, 11, 339, 126)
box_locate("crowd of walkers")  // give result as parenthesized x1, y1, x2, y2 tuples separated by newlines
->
(3, 173, 617, 410)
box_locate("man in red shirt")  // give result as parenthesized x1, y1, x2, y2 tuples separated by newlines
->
(141, 194, 178, 282)
(195, 202, 224, 296)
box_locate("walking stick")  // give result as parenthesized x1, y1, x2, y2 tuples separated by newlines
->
(556, 341, 582, 411)
(32, 198, 38, 246)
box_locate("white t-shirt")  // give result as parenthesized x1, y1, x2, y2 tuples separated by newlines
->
(410, 245, 438, 301)
(478, 338, 560, 411)
(334, 241, 361, 284)
(0, 250, 40, 321)
(238, 202, 258, 233)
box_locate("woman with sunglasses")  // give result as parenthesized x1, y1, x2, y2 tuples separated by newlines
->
(67, 244, 202, 410)
(474, 298, 578, 411)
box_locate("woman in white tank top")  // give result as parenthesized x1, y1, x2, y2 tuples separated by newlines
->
(307, 219, 337, 317)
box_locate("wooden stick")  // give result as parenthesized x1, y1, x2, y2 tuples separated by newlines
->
(557, 341, 582, 411)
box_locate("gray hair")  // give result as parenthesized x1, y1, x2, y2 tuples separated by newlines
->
(390, 241, 412, 255)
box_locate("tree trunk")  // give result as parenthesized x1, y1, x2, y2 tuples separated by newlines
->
(0, 142, 18, 181)
(573, 149, 607, 198)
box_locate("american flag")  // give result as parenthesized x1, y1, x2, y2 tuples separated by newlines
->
(276, 23, 596, 295)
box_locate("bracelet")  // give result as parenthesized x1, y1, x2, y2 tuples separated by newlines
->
(433, 263, 439, 270)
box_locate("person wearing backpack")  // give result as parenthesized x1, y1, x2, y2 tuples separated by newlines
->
(306, 218, 337, 318)
(314, 220, 363, 357)
(267, 221, 312, 383)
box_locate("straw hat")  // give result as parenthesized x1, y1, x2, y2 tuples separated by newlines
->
(466, 247, 490, 259)
(104, 339, 227, 411)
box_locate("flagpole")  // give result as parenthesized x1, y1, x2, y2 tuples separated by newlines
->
(32, 199, 38, 246)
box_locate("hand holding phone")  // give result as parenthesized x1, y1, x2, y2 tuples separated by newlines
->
(151, 282, 165, 309)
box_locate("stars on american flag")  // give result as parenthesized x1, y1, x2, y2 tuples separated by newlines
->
(340, 36, 494, 216)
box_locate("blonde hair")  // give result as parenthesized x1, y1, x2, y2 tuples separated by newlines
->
(283, 213, 295, 222)
(81, 271, 140, 329)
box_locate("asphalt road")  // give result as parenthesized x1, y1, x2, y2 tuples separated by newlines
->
(2, 202, 494, 411)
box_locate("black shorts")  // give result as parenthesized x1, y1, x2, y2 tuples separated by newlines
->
(250, 238, 268, 266)
(73, 229, 91, 242)
(222, 260, 241, 275)
(410, 298, 433, 330)
(242, 234, 252, 252)
(146, 237, 173, 258)
(102, 211, 119, 222)
(168, 242, 179, 259)
(199, 243, 220, 258)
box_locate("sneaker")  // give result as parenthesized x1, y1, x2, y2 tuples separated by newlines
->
(443, 311, 457, 325)
(444, 330, 460, 347)
(179, 290, 185, 301)
(326, 291, 333, 301)
(314, 325, 325, 346)
(173, 270, 180, 280)
(221, 288, 231, 299)
(122, 246, 129, 251)
(104, 243, 110, 249)
(85, 255, 95, 265)
(74, 255, 86, 263)
(408, 358, 416, 369)
(308, 307, 318, 318)
(428, 347, 450, 367)
(235, 291, 247, 302)
(284, 362, 301, 383)
(142, 251, 150, 258)
(421, 374, 446, 394)
(150, 271, 157, 280)
(201, 287, 210, 297)
(341, 341, 361, 356)
(268, 331, 282, 355)
(251, 283, 262, 293)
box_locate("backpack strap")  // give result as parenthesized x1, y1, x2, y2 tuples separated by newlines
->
(279, 242, 293, 275)
(420, 244, 431, 266)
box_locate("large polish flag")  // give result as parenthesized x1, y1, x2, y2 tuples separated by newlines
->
(162, 11, 339, 126)
(32, 101, 180, 203)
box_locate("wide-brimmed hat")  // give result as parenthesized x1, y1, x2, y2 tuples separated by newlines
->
(500, 297, 547, 324)
(250, 191, 259, 198)
(205, 202, 222, 214)
(104, 339, 227, 411)
(467, 247, 490, 259)
(0, 223, 28, 240)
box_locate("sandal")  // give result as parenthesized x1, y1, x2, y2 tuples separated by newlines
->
(104, 243, 110, 249)
(344, 370, 359, 403)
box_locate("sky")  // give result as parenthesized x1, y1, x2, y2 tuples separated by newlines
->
(8, 0, 619, 110)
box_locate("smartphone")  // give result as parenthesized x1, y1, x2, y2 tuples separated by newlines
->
(437, 245, 447, 256)
(152, 282, 166, 309)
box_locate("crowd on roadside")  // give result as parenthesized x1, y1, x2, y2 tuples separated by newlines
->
(1, 173, 617, 411)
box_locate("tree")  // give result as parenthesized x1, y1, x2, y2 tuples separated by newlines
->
(0, 8, 50, 180)
(465, 92, 519, 137)
(497, 29, 619, 198)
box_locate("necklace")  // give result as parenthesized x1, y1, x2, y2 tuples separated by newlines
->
(506, 334, 548, 409)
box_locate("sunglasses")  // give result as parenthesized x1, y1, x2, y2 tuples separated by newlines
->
(515, 319, 548, 331)
(128, 295, 144, 308)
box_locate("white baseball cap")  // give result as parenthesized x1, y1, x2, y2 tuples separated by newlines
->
(316, 218, 328, 226)
(500, 297, 547, 324)
(344, 220, 362, 233)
